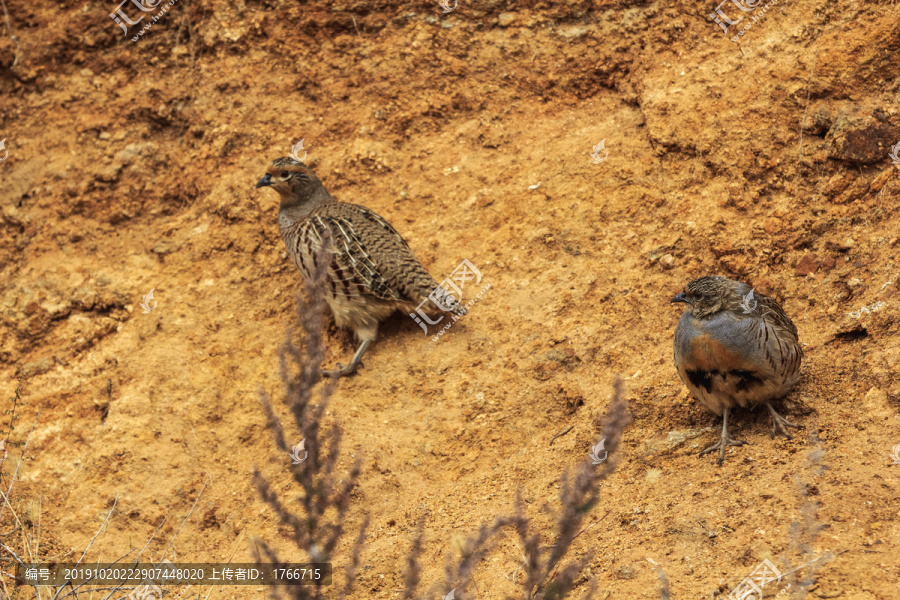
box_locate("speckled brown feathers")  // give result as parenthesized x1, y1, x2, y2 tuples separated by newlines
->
(672, 275, 803, 465)
(257, 157, 465, 377)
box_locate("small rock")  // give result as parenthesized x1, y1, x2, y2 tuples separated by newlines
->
(21, 358, 54, 377)
(862, 387, 892, 422)
(153, 240, 177, 255)
(95, 163, 123, 183)
(822, 172, 854, 198)
(827, 111, 900, 165)
(640, 428, 714, 455)
(749, 540, 774, 562)
(557, 24, 589, 39)
(614, 564, 635, 579)
(498, 12, 516, 26)
(795, 255, 821, 276)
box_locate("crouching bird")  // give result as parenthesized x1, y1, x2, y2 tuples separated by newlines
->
(257, 157, 466, 377)
(671, 275, 803, 465)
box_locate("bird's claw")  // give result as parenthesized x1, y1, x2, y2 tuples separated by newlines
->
(322, 364, 351, 378)
(700, 436, 748, 466)
(769, 413, 802, 440)
(766, 403, 802, 440)
(321, 360, 364, 379)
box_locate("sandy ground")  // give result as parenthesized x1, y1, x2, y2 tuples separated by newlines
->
(1, 0, 900, 598)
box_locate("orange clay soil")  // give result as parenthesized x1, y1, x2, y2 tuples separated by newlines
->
(1, 0, 899, 598)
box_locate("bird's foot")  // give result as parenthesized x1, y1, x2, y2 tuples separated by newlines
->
(766, 403, 802, 439)
(321, 360, 364, 379)
(322, 340, 371, 379)
(699, 433, 748, 466)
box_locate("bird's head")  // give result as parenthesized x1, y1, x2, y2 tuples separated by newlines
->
(671, 275, 742, 318)
(256, 157, 325, 207)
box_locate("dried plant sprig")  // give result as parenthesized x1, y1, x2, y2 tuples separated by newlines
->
(0, 408, 41, 525)
(784, 437, 835, 599)
(528, 376, 629, 599)
(444, 516, 517, 596)
(0, 0, 20, 68)
(398, 378, 629, 600)
(254, 233, 366, 599)
(402, 519, 425, 600)
(656, 565, 671, 600)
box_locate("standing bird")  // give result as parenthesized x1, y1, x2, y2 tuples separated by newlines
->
(671, 275, 803, 465)
(257, 157, 466, 377)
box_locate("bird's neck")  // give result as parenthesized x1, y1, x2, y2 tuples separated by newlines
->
(278, 187, 334, 225)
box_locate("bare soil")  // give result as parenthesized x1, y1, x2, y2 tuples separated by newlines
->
(1, 0, 900, 598)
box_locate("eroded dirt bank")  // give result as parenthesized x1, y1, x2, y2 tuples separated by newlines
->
(1, 0, 900, 598)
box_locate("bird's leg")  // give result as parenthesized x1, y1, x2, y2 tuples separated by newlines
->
(323, 339, 371, 378)
(699, 406, 748, 466)
(765, 401, 802, 439)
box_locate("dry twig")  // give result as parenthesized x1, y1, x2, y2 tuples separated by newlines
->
(254, 232, 366, 600)
(0, 0, 20, 68)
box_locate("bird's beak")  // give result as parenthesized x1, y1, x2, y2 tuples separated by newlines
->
(256, 173, 272, 189)
(671, 292, 688, 304)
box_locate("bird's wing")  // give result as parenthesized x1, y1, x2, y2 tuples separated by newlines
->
(755, 292, 800, 344)
(304, 204, 466, 315)
(751, 296, 803, 384)
(349, 204, 411, 247)
(341, 204, 450, 306)
(303, 214, 406, 302)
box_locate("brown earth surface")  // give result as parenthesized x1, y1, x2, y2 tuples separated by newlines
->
(2, 0, 900, 598)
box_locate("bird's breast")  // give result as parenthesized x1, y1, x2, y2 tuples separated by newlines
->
(684, 333, 747, 372)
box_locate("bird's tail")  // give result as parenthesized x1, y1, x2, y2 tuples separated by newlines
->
(429, 285, 468, 317)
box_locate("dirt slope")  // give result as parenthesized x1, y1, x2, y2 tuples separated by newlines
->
(1, 0, 900, 598)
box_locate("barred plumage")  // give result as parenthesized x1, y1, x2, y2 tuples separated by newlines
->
(671, 275, 803, 465)
(258, 157, 465, 377)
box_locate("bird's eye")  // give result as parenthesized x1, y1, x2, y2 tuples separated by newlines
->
(280, 170, 289, 178)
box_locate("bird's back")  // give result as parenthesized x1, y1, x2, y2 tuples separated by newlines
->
(279, 199, 465, 338)
(326, 202, 443, 303)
